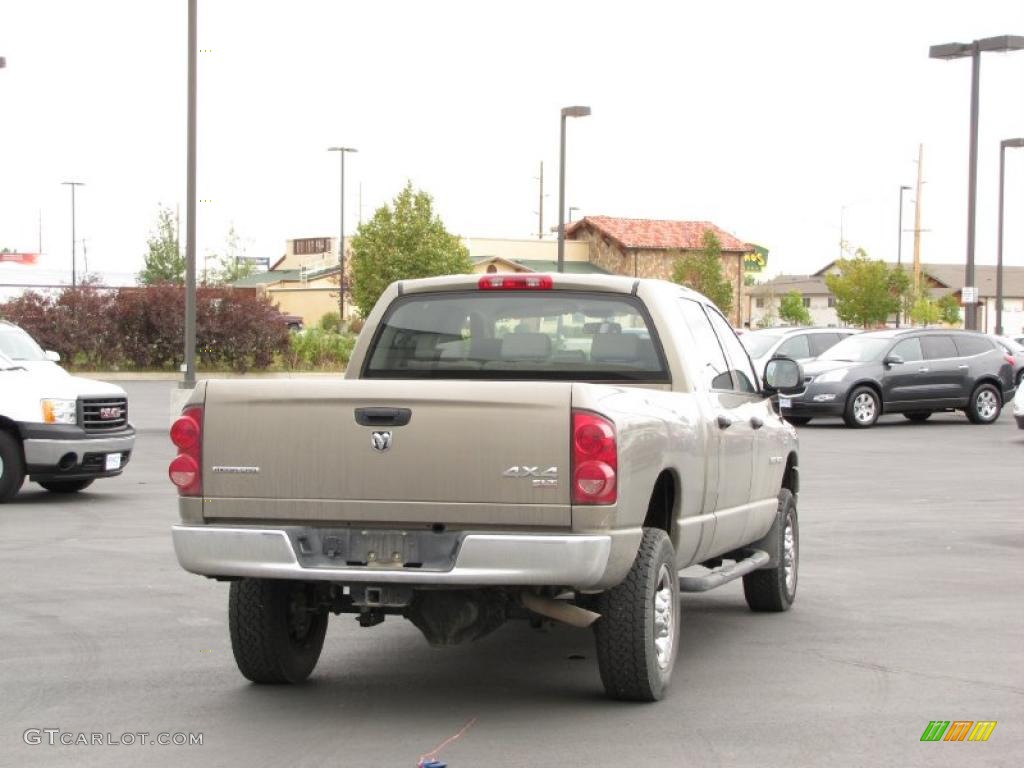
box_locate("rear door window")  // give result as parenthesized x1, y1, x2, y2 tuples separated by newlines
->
(952, 334, 993, 357)
(921, 335, 958, 360)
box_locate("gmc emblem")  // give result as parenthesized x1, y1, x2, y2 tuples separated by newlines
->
(99, 407, 123, 420)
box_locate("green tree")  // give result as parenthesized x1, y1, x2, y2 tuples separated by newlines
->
(778, 291, 812, 326)
(909, 295, 941, 325)
(937, 293, 962, 326)
(349, 182, 472, 317)
(824, 249, 907, 328)
(671, 230, 733, 315)
(206, 225, 256, 286)
(138, 205, 184, 285)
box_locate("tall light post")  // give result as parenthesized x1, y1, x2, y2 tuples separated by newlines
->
(557, 106, 591, 273)
(327, 146, 357, 320)
(896, 185, 911, 327)
(997, 138, 1024, 336)
(182, 0, 198, 390)
(61, 181, 85, 287)
(929, 35, 1024, 330)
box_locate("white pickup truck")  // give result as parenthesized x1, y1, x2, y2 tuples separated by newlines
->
(171, 274, 804, 701)
(0, 351, 135, 501)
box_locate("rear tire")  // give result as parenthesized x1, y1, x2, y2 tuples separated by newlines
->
(594, 527, 679, 702)
(785, 416, 812, 426)
(38, 479, 94, 493)
(229, 579, 328, 684)
(966, 383, 1001, 425)
(843, 386, 880, 428)
(743, 489, 798, 612)
(903, 411, 931, 423)
(0, 431, 26, 503)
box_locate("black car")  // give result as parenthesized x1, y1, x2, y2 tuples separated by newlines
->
(780, 328, 1016, 428)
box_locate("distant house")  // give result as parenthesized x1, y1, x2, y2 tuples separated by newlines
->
(747, 275, 838, 327)
(566, 216, 751, 325)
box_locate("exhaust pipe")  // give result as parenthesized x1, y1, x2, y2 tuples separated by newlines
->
(520, 592, 600, 628)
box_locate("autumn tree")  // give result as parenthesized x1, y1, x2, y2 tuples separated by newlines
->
(824, 250, 909, 328)
(671, 230, 734, 315)
(137, 205, 184, 285)
(349, 183, 472, 317)
(778, 290, 812, 326)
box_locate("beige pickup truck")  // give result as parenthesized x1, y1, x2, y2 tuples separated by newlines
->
(170, 274, 803, 701)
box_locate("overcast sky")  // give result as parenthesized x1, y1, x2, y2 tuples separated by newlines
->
(1, 0, 1023, 288)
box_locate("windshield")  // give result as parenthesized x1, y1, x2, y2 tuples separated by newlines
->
(364, 290, 669, 382)
(818, 335, 891, 363)
(0, 326, 47, 361)
(0, 350, 22, 370)
(740, 332, 782, 358)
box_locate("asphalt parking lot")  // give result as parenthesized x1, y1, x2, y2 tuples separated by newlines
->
(1, 380, 1022, 767)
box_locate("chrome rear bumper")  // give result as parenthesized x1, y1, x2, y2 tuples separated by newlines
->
(172, 525, 612, 588)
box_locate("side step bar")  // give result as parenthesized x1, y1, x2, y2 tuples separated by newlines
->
(678, 549, 769, 593)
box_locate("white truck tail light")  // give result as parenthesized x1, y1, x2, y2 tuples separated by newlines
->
(572, 410, 617, 505)
(169, 406, 203, 496)
(478, 274, 553, 290)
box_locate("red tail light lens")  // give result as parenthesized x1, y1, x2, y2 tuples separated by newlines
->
(478, 274, 553, 290)
(1005, 354, 1015, 366)
(572, 410, 617, 505)
(169, 406, 202, 496)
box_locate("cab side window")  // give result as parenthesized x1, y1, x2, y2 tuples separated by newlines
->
(705, 307, 760, 394)
(890, 337, 923, 362)
(678, 299, 732, 390)
(921, 335, 957, 360)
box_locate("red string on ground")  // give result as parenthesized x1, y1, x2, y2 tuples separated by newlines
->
(418, 717, 478, 766)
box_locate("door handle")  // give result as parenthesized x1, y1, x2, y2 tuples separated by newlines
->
(717, 414, 733, 429)
(917, 367, 930, 373)
(957, 365, 969, 370)
(354, 407, 413, 427)
(750, 416, 764, 430)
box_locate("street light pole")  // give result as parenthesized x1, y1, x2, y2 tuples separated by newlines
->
(930, 35, 1024, 330)
(997, 138, 1024, 336)
(896, 185, 911, 327)
(557, 106, 591, 273)
(183, 0, 198, 390)
(61, 181, 85, 287)
(327, 146, 357, 320)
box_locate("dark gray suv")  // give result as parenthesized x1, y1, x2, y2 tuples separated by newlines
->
(780, 329, 1015, 428)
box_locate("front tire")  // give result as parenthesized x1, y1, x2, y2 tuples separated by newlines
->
(743, 489, 799, 612)
(229, 579, 328, 684)
(844, 386, 880, 428)
(966, 383, 1001, 425)
(594, 527, 679, 702)
(0, 431, 26, 503)
(38, 479, 94, 494)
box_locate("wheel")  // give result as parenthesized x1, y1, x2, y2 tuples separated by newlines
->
(966, 383, 1001, 425)
(229, 579, 328, 684)
(594, 527, 679, 702)
(785, 416, 812, 426)
(38, 479, 94, 494)
(903, 411, 931, 422)
(743, 489, 799, 612)
(0, 430, 26, 503)
(843, 386, 880, 428)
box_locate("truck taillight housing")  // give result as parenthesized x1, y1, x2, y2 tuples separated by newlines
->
(572, 410, 617, 505)
(169, 406, 203, 496)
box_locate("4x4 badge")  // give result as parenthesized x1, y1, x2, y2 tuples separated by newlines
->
(371, 431, 392, 452)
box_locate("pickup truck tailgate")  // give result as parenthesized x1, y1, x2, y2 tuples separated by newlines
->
(200, 379, 572, 526)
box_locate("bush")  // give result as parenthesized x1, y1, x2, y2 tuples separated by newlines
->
(284, 329, 356, 370)
(318, 311, 342, 333)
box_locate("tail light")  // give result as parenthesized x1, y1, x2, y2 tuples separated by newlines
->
(478, 274, 553, 290)
(169, 406, 203, 496)
(572, 410, 617, 505)
(1005, 354, 1015, 366)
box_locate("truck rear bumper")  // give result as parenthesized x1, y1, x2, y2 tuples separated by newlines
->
(172, 525, 613, 588)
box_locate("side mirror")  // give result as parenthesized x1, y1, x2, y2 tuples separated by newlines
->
(44, 350, 61, 363)
(883, 354, 904, 367)
(763, 356, 803, 395)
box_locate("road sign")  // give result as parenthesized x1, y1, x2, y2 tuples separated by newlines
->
(962, 286, 977, 304)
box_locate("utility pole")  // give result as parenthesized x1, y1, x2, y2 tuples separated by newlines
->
(536, 161, 544, 239)
(896, 185, 911, 327)
(912, 144, 924, 297)
(61, 181, 85, 287)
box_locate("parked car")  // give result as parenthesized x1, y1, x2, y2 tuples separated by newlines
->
(741, 326, 857, 378)
(170, 274, 804, 701)
(0, 319, 66, 374)
(991, 335, 1024, 387)
(1014, 383, 1024, 429)
(0, 351, 135, 501)
(783, 329, 1015, 428)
